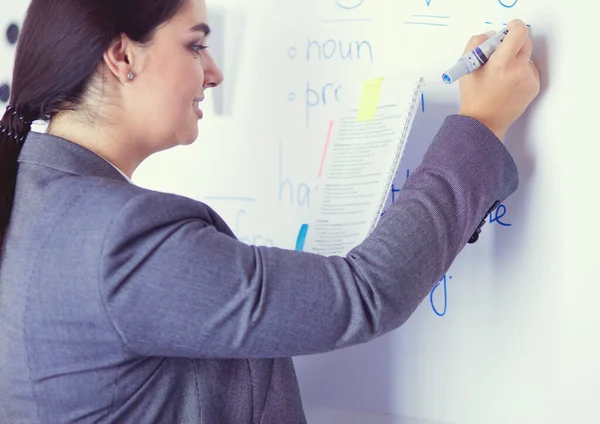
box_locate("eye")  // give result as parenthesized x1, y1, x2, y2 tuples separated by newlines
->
(190, 44, 209, 55)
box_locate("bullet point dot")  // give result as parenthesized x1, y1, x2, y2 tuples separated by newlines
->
(288, 47, 297, 58)
(6, 23, 19, 45)
(288, 92, 296, 102)
(0, 84, 10, 103)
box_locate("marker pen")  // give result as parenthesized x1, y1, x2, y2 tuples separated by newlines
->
(442, 28, 509, 84)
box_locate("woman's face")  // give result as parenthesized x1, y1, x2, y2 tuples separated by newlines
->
(131, 0, 223, 152)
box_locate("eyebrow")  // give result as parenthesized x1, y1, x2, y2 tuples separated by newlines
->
(190, 23, 211, 36)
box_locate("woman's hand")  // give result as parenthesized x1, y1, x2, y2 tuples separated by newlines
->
(458, 19, 540, 140)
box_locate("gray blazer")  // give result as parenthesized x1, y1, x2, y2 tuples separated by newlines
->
(0, 115, 518, 423)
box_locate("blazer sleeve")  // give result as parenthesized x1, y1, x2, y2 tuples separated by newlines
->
(99, 115, 518, 359)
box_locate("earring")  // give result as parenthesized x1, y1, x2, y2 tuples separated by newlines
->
(127, 72, 134, 81)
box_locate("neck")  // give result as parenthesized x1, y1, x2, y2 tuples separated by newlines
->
(46, 113, 146, 179)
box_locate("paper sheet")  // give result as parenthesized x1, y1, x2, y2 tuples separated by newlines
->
(301, 76, 424, 256)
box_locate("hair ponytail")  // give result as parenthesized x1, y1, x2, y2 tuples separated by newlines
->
(0, 105, 34, 248)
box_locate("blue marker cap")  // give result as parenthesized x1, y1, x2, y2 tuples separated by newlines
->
(442, 58, 471, 84)
(442, 28, 508, 84)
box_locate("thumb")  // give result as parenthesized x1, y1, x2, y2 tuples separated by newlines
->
(462, 31, 495, 55)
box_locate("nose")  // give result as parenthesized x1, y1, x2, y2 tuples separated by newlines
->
(202, 50, 224, 89)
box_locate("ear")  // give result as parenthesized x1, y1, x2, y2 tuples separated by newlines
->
(103, 33, 139, 84)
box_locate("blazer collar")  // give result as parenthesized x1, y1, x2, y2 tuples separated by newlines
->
(17, 131, 128, 183)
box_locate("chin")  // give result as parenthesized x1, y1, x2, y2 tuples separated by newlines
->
(180, 137, 197, 146)
(184, 127, 200, 145)
(174, 125, 199, 147)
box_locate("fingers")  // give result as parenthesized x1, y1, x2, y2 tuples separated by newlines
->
(509, 23, 538, 87)
(496, 19, 529, 59)
(528, 60, 540, 88)
(516, 36, 533, 64)
(531, 61, 539, 79)
(462, 31, 495, 55)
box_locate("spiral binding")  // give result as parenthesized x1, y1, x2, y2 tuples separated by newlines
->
(366, 77, 426, 236)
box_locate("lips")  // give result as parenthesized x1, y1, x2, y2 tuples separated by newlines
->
(193, 98, 204, 118)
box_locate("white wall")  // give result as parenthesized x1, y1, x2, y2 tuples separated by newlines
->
(2, 1, 598, 423)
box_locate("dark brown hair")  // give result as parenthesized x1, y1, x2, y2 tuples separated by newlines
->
(0, 0, 187, 248)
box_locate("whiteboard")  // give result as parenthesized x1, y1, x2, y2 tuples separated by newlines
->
(2, 1, 599, 423)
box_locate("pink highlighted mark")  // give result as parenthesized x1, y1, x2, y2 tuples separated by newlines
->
(318, 120, 334, 178)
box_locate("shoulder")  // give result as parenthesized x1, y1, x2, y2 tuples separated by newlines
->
(43, 175, 233, 238)
(101, 181, 225, 230)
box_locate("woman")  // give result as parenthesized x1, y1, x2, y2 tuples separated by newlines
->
(0, 0, 539, 423)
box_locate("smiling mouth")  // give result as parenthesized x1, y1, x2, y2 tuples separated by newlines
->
(193, 99, 204, 118)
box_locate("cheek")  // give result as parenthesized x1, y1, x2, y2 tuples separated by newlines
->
(137, 56, 204, 128)
(174, 57, 205, 102)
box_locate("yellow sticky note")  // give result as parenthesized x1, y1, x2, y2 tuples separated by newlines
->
(357, 76, 385, 122)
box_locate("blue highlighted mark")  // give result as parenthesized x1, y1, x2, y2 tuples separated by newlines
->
(430, 275, 451, 316)
(488, 21, 531, 28)
(490, 204, 511, 226)
(295, 224, 309, 251)
(335, 0, 364, 9)
(421, 93, 425, 112)
(442, 74, 452, 84)
(498, 0, 519, 8)
(500, 22, 531, 28)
